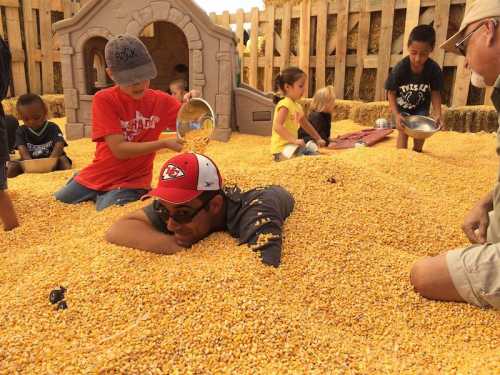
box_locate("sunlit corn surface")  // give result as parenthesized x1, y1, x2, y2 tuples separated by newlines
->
(1, 118, 499, 374)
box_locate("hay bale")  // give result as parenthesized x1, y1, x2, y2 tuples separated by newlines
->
(2, 95, 65, 119)
(298, 98, 363, 121)
(350, 101, 391, 127)
(443, 105, 497, 133)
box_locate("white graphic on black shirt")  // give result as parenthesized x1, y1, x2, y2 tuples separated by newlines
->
(120, 111, 160, 141)
(27, 141, 53, 158)
(397, 83, 430, 110)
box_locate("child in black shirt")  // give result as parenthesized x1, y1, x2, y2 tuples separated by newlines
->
(385, 25, 443, 152)
(7, 94, 72, 178)
(299, 85, 335, 146)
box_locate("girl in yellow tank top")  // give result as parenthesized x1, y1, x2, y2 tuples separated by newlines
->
(271, 67, 326, 161)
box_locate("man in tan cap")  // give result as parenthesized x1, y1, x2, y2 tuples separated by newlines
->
(410, 0, 500, 309)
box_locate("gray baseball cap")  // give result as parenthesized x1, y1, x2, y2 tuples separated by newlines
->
(104, 34, 157, 86)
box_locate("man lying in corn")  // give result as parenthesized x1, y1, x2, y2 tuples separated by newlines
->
(411, 0, 500, 309)
(106, 152, 294, 267)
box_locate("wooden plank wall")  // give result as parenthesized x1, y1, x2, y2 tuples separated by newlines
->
(211, 0, 490, 107)
(0, 0, 80, 97)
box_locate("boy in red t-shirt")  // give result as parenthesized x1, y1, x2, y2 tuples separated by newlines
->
(55, 34, 194, 211)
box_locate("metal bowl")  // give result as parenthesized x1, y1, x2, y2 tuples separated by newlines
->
(20, 157, 58, 173)
(176, 98, 216, 152)
(401, 115, 440, 140)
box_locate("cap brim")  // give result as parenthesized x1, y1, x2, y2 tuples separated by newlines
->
(111, 61, 158, 85)
(141, 186, 203, 205)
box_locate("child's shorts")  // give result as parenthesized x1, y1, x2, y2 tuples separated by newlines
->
(0, 160, 7, 190)
(273, 145, 318, 162)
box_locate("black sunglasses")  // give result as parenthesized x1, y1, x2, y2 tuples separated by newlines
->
(455, 19, 498, 56)
(153, 197, 212, 224)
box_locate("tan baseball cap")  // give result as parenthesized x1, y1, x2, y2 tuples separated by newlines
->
(441, 0, 500, 54)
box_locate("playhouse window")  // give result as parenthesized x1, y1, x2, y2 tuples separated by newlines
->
(83, 37, 113, 95)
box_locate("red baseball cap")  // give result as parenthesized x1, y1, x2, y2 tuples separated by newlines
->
(143, 153, 223, 204)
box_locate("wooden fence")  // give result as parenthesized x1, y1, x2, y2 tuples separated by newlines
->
(0, 0, 80, 97)
(209, 0, 493, 107)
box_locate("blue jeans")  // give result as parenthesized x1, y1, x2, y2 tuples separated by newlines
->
(54, 176, 149, 211)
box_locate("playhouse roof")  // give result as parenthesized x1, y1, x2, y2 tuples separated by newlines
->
(53, 0, 236, 42)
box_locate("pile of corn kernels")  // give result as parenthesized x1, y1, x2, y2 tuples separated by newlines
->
(1, 119, 499, 373)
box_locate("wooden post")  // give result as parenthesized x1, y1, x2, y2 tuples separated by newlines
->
(281, 2, 291, 70)
(63, 0, 74, 18)
(236, 9, 245, 83)
(39, 0, 55, 93)
(299, 0, 311, 97)
(249, 7, 259, 88)
(374, 0, 395, 101)
(403, 0, 421, 55)
(23, 0, 41, 94)
(315, 0, 328, 90)
(221, 10, 230, 29)
(353, 0, 370, 100)
(264, 5, 275, 92)
(5, 4, 28, 96)
(209, 12, 217, 24)
(334, 0, 349, 99)
(452, 0, 472, 107)
(432, 0, 451, 67)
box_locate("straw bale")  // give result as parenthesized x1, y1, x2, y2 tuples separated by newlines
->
(443, 105, 498, 133)
(299, 98, 362, 121)
(350, 101, 391, 127)
(2, 95, 65, 119)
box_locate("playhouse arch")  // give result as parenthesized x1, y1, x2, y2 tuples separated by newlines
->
(124, 3, 205, 93)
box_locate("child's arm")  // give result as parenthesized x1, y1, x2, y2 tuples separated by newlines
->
(104, 135, 182, 160)
(387, 90, 403, 130)
(297, 113, 326, 147)
(431, 91, 443, 127)
(274, 107, 304, 146)
(49, 141, 66, 158)
(17, 145, 32, 160)
(0, 190, 19, 231)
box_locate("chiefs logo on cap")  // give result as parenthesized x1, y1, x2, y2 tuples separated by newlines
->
(161, 164, 185, 180)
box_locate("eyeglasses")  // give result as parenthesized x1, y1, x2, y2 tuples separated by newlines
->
(153, 198, 212, 224)
(455, 19, 498, 56)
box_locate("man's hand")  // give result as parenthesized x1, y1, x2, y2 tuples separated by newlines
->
(462, 203, 490, 244)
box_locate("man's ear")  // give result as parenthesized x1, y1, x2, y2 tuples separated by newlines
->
(106, 68, 114, 81)
(209, 194, 224, 215)
(485, 19, 498, 47)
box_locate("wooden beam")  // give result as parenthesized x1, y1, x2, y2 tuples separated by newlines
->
(264, 5, 275, 92)
(235, 9, 245, 83)
(327, 14, 359, 55)
(39, 0, 54, 93)
(432, 0, 451, 67)
(249, 7, 259, 88)
(335, 0, 349, 99)
(23, 0, 42, 94)
(315, 0, 328, 90)
(299, 0, 311, 96)
(451, 0, 472, 107)
(280, 2, 292, 69)
(221, 10, 230, 29)
(393, 7, 434, 54)
(402, 0, 421, 55)
(353, 0, 370, 99)
(5, 5, 28, 95)
(375, 0, 395, 101)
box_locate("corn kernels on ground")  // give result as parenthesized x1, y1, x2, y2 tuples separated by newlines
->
(1, 119, 499, 374)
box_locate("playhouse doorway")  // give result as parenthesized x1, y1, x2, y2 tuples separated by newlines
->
(140, 22, 189, 93)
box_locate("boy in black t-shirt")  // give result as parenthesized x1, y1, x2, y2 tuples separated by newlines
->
(385, 25, 443, 152)
(7, 94, 72, 178)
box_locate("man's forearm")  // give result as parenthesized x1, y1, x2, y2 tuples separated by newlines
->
(478, 190, 494, 211)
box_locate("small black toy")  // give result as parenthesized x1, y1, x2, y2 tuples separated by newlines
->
(56, 300, 68, 310)
(49, 286, 67, 305)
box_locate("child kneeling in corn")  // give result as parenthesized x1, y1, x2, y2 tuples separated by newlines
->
(7, 94, 72, 178)
(271, 67, 326, 161)
(54, 34, 195, 211)
(299, 85, 336, 147)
